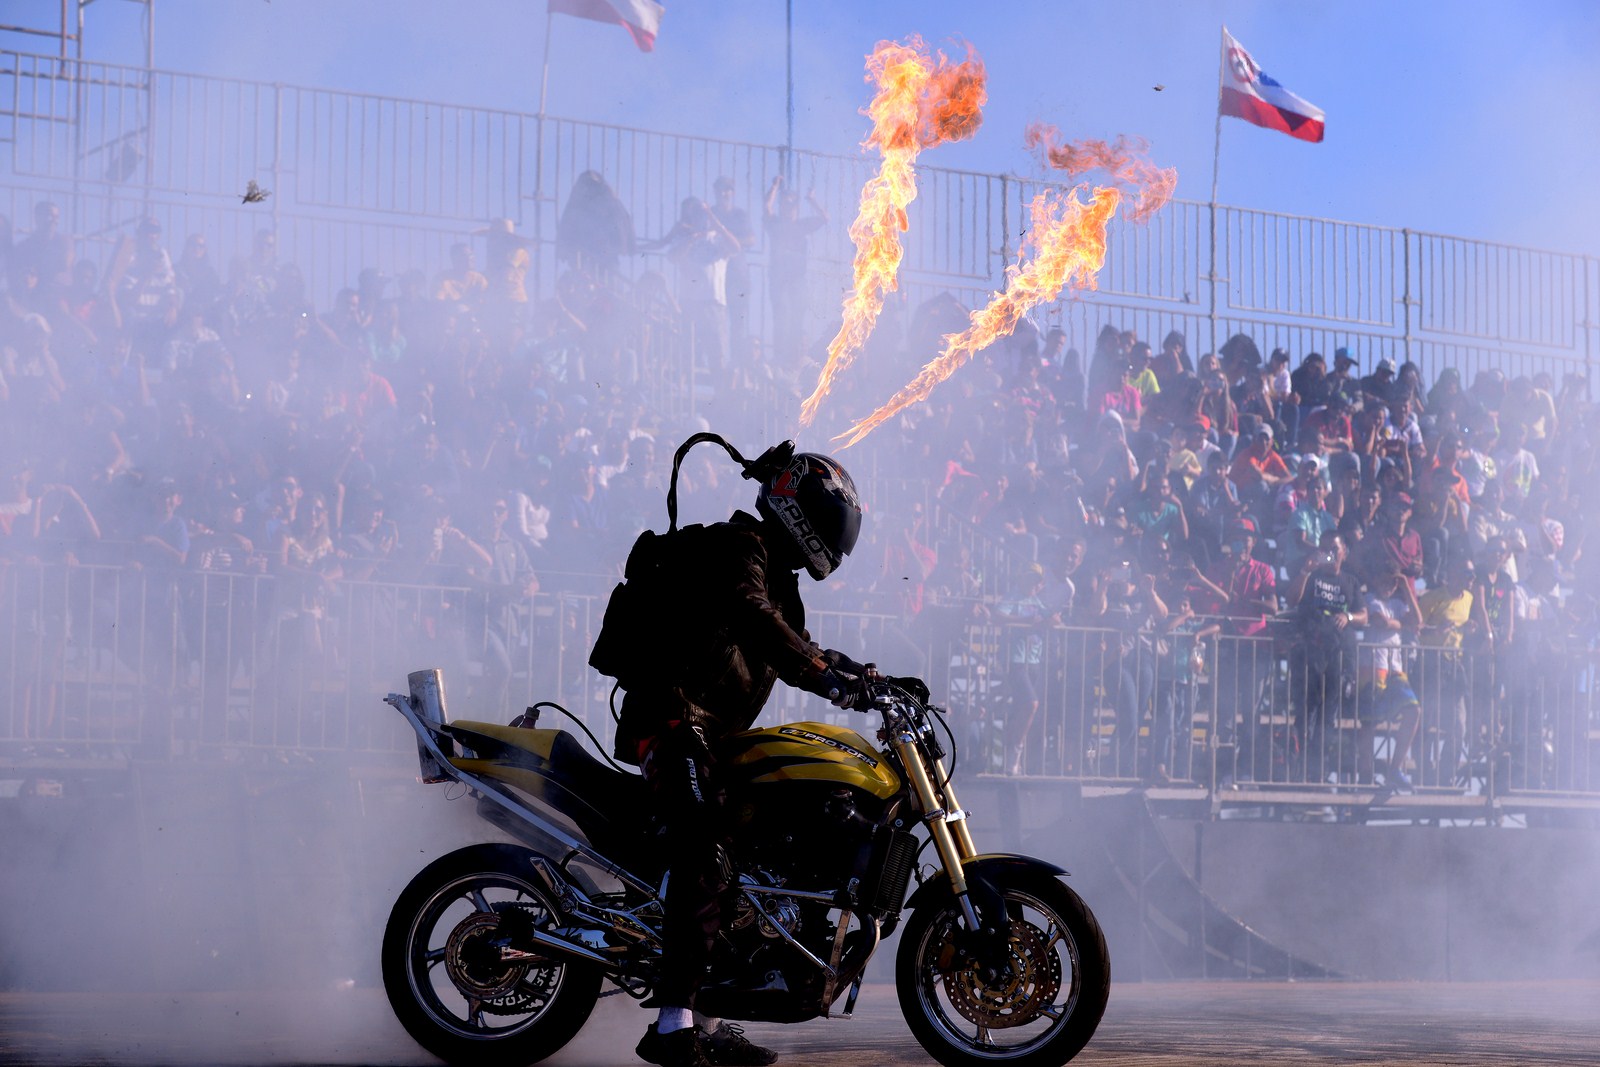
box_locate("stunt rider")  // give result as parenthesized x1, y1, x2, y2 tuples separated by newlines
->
(626, 448, 872, 1067)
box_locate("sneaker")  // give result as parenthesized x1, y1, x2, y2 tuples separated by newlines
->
(1388, 770, 1414, 795)
(636, 1024, 711, 1067)
(704, 1022, 778, 1066)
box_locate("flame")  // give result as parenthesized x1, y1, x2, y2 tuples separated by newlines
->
(834, 124, 1177, 448)
(835, 186, 1120, 448)
(797, 38, 986, 428)
(1022, 122, 1177, 222)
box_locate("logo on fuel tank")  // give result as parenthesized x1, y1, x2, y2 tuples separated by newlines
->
(778, 727, 879, 768)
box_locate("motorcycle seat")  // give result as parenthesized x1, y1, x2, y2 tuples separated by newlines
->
(447, 720, 647, 838)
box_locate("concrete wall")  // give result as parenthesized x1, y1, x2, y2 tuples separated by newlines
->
(4, 763, 1600, 991)
(959, 778, 1600, 982)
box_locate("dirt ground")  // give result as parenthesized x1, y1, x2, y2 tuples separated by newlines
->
(3, 980, 1597, 1066)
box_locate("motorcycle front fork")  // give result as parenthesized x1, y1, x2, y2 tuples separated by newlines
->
(893, 738, 982, 930)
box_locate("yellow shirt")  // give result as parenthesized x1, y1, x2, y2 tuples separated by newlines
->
(1417, 587, 1472, 649)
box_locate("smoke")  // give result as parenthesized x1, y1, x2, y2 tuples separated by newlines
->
(3, 5, 1600, 1065)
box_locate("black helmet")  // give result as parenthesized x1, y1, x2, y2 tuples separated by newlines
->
(755, 452, 863, 580)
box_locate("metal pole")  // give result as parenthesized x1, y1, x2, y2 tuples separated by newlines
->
(535, 8, 555, 301)
(784, 0, 794, 182)
(538, 7, 554, 119)
(1401, 229, 1413, 368)
(1586, 254, 1595, 389)
(1209, 26, 1226, 360)
(142, 0, 156, 200)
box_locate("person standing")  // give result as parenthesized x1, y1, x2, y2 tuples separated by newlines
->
(1287, 534, 1366, 783)
(651, 198, 739, 385)
(614, 448, 869, 1067)
(763, 177, 828, 366)
(709, 177, 756, 378)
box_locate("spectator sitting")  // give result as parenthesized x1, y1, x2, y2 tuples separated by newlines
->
(1360, 357, 1399, 407)
(433, 242, 488, 307)
(1151, 330, 1191, 390)
(1492, 422, 1540, 507)
(1356, 491, 1424, 585)
(1129, 465, 1188, 550)
(1283, 473, 1338, 576)
(1228, 425, 1291, 506)
(1298, 390, 1355, 458)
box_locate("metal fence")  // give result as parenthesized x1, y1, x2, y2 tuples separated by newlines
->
(0, 47, 1595, 398)
(4, 561, 1596, 815)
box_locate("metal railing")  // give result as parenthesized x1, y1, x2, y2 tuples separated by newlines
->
(0, 47, 1593, 396)
(4, 561, 1595, 815)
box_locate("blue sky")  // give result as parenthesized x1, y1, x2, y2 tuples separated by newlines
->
(24, 0, 1600, 256)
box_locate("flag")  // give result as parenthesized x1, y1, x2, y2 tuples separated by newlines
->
(1218, 28, 1324, 143)
(549, 0, 664, 52)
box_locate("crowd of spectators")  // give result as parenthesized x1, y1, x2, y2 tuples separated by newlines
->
(2, 183, 1597, 794)
(856, 319, 1600, 792)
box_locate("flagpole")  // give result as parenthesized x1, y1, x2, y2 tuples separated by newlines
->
(785, 0, 795, 183)
(1208, 25, 1227, 363)
(538, 6, 555, 118)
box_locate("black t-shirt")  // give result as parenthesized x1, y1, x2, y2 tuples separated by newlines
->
(1298, 567, 1362, 653)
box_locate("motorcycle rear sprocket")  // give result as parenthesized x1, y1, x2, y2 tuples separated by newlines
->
(443, 910, 560, 1017)
(940, 918, 1062, 1029)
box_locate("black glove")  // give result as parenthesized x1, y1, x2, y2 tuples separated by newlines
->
(822, 648, 870, 676)
(820, 667, 871, 710)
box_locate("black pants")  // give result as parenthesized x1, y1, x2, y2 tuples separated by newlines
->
(641, 722, 735, 1010)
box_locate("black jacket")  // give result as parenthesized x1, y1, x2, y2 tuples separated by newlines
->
(614, 511, 828, 760)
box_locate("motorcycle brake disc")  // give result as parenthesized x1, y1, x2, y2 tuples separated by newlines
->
(443, 910, 557, 1014)
(941, 918, 1062, 1029)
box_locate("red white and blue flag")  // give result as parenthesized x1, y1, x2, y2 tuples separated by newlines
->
(1219, 28, 1325, 143)
(549, 0, 664, 52)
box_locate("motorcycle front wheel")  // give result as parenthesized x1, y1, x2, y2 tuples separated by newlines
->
(896, 871, 1109, 1067)
(381, 843, 603, 1066)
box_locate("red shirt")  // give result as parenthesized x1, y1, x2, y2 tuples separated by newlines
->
(1230, 447, 1290, 489)
(1225, 557, 1278, 636)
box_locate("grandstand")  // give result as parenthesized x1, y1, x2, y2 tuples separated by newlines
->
(0, 34, 1596, 828)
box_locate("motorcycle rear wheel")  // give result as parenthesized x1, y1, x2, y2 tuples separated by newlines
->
(896, 872, 1109, 1067)
(382, 843, 603, 1066)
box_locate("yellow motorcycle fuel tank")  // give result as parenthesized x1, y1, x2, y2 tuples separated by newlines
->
(722, 721, 900, 800)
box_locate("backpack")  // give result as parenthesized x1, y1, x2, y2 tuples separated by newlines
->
(587, 433, 794, 692)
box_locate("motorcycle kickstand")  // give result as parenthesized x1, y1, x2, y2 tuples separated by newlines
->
(841, 975, 864, 1018)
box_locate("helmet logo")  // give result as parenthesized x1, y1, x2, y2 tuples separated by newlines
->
(770, 467, 800, 497)
(772, 494, 832, 569)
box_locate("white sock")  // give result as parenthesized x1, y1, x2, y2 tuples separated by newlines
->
(657, 1007, 694, 1035)
(695, 1012, 721, 1033)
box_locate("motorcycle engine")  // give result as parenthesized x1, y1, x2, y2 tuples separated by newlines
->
(728, 870, 802, 939)
(728, 782, 900, 894)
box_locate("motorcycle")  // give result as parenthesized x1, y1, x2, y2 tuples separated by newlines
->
(380, 667, 1109, 1067)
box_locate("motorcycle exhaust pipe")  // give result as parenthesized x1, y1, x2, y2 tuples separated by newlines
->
(501, 927, 614, 969)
